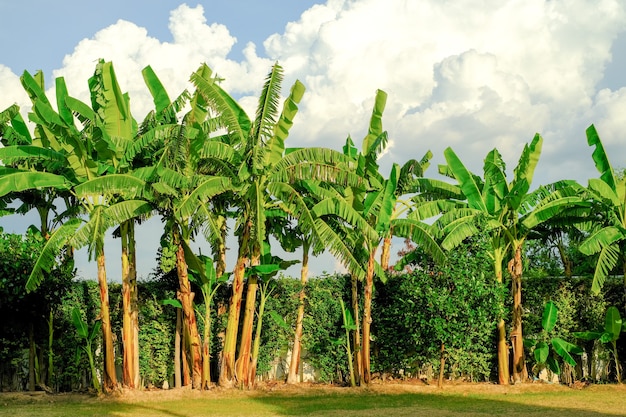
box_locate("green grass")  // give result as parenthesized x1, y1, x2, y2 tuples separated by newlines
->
(1, 384, 625, 417)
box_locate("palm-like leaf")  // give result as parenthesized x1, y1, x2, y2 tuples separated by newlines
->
(26, 218, 82, 291)
(444, 147, 487, 212)
(587, 124, 616, 191)
(590, 243, 621, 294)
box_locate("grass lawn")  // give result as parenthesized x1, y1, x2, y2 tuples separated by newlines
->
(1, 382, 625, 417)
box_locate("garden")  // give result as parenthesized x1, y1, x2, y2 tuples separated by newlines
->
(0, 60, 624, 414)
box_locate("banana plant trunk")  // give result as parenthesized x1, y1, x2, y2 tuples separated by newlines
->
(351, 275, 362, 384)
(362, 249, 376, 384)
(175, 240, 203, 389)
(120, 221, 139, 388)
(175, 309, 182, 388)
(202, 309, 212, 389)
(97, 249, 118, 392)
(236, 246, 261, 388)
(219, 228, 250, 387)
(287, 242, 310, 384)
(508, 244, 528, 383)
(380, 236, 391, 271)
(249, 281, 271, 387)
(495, 249, 510, 385)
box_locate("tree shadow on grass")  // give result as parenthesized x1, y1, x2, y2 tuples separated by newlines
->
(250, 390, 621, 416)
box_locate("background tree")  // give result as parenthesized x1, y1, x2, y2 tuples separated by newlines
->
(436, 135, 581, 383)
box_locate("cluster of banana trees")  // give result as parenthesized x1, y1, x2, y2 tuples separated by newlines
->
(0, 57, 622, 390)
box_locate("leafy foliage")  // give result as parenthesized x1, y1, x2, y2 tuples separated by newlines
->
(374, 236, 505, 381)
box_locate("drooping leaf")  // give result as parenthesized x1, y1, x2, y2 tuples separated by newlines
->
(586, 124, 616, 191)
(26, 218, 82, 291)
(578, 226, 623, 256)
(73, 174, 148, 200)
(590, 243, 621, 294)
(588, 178, 621, 207)
(551, 337, 583, 367)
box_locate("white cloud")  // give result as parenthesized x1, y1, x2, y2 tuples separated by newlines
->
(0, 65, 29, 113)
(257, 0, 626, 185)
(3, 0, 626, 277)
(46, 4, 273, 122)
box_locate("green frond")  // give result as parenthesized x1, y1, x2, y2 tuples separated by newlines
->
(142, 65, 172, 116)
(265, 79, 305, 167)
(0, 171, 70, 197)
(587, 178, 621, 207)
(579, 226, 623, 255)
(156, 166, 191, 190)
(483, 148, 508, 213)
(54, 77, 75, 128)
(70, 206, 105, 257)
(20, 70, 51, 107)
(273, 162, 364, 189)
(103, 200, 153, 227)
(591, 243, 621, 294)
(586, 124, 616, 191)
(408, 199, 462, 221)
(275, 147, 354, 172)
(0, 145, 67, 167)
(175, 176, 234, 219)
(267, 182, 317, 239)
(391, 218, 445, 264)
(26, 218, 82, 292)
(312, 197, 379, 243)
(362, 89, 387, 158)
(252, 63, 283, 146)
(521, 196, 581, 230)
(74, 174, 148, 200)
(189, 63, 251, 145)
(89, 60, 135, 141)
(405, 178, 464, 201)
(64, 96, 95, 126)
(443, 147, 487, 212)
(511, 133, 542, 196)
(192, 139, 238, 164)
(313, 217, 366, 280)
(124, 124, 179, 164)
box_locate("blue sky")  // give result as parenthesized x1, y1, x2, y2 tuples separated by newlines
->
(1, 1, 626, 281)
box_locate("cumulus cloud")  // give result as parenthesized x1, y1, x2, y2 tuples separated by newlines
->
(43, 4, 273, 121)
(260, 0, 626, 184)
(3, 0, 626, 277)
(0, 65, 29, 112)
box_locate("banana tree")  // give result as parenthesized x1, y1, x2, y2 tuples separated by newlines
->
(436, 135, 583, 383)
(133, 63, 238, 389)
(0, 71, 100, 390)
(190, 62, 362, 387)
(312, 90, 449, 384)
(578, 125, 626, 295)
(27, 174, 152, 392)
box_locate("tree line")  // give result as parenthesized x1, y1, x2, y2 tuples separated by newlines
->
(0, 59, 623, 391)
